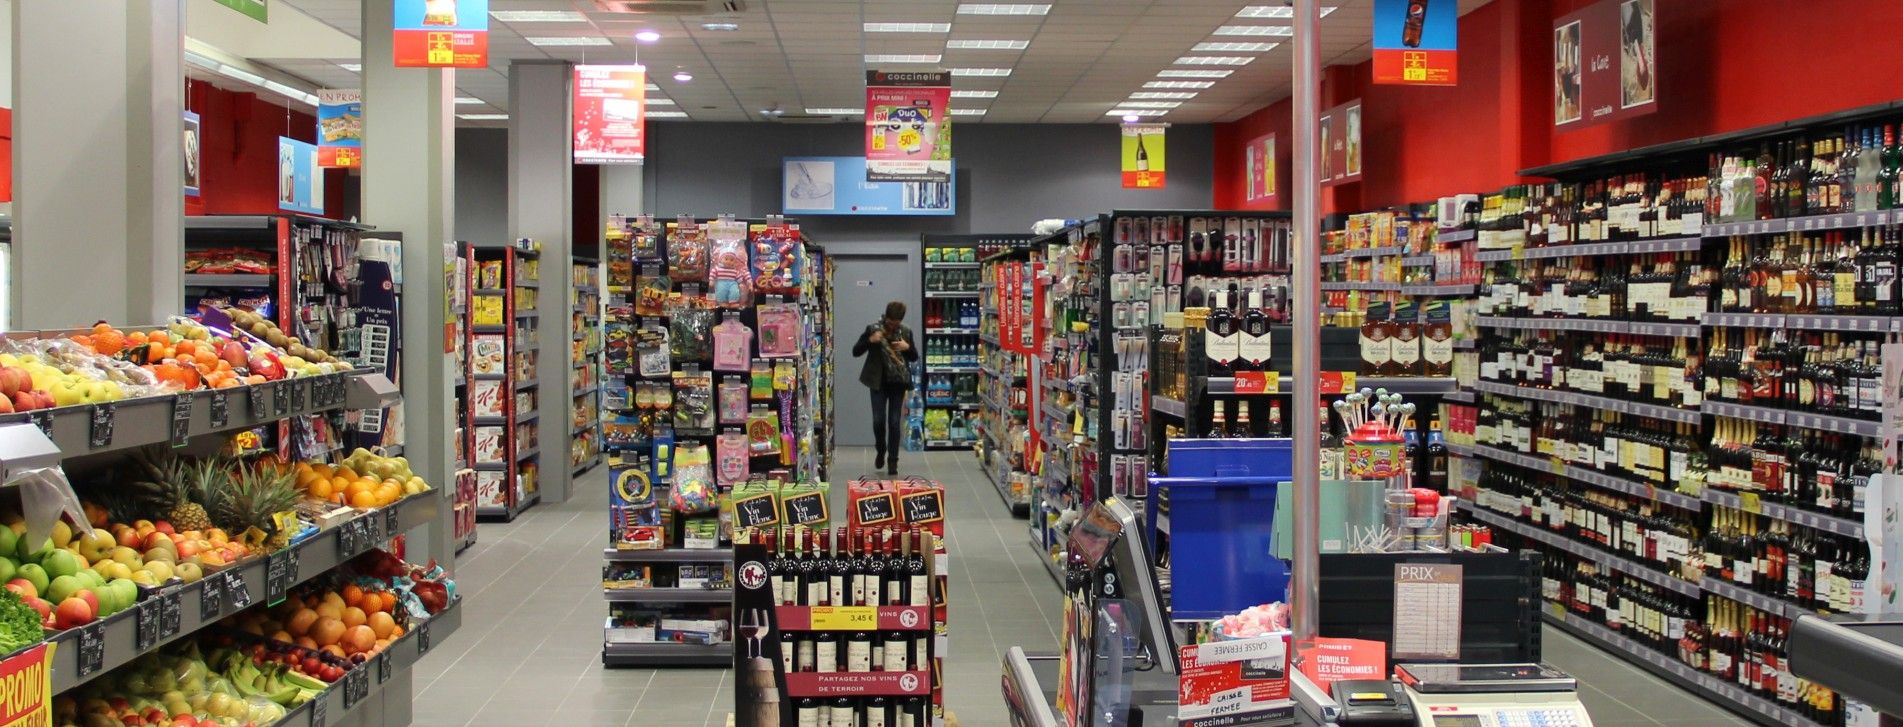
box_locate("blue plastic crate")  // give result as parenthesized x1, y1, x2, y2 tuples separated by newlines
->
(1150, 437, 1291, 620)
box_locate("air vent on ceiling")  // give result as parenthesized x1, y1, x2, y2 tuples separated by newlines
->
(593, 0, 744, 13)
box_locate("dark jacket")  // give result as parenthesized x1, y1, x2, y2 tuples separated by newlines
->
(852, 322, 918, 390)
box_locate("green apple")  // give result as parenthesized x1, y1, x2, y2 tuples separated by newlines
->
(49, 382, 82, 408)
(16, 536, 51, 563)
(0, 527, 18, 559)
(0, 558, 16, 585)
(73, 530, 114, 562)
(109, 547, 141, 567)
(45, 575, 81, 605)
(40, 549, 79, 580)
(16, 564, 47, 596)
(75, 570, 104, 590)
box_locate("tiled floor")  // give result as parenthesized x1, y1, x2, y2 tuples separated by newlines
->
(409, 446, 1749, 726)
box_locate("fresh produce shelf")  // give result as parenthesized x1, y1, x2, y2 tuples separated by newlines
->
(48, 490, 443, 693)
(602, 587, 731, 604)
(601, 641, 728, 667)
(269, 596, 463, 727)
(600, 548, 732, 563)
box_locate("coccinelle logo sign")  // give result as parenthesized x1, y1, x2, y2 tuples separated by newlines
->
(898, 673, 920, 692)
(898, 609, 920, 628)
(738, 561, 768, 590)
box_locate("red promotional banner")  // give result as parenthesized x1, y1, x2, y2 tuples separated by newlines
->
(0, 643, 53, 727)
(1320, 100, 1363, 187)
(865, 70, 952, 182)
(1554, 0, 1656, 130)
(574, 65, 647, 164)
(391, 0, 489, 68)
(1294, 637, 1386, 692)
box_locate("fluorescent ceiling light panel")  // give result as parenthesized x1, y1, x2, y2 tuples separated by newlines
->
(525, 36, 613, 46)
(946, 39, 1029, 50)
(1173, 56, 1254, 66)
(949, 108, 987, 116)
(1144, 80, 1215, 89)
(865, 22, 951, 32)
(1194, 41, 1279, 52)
(865, 54, 943, 63)
(184, 51, 220, 70)
(490, 10, 585, 22)
(338, 63, 362, 72)
(951, 89, 999, 98)
(215, 64, 265, 86)
(455, 96, 483, 105)
(645, 98, 677, 105)
(1119, 100, 1181, 109)
(647, 110, 690, 118)
(1214, 25, 1295, 36)
(1107, 109, 1167, 117)
(1157, 69, 1233, 78)
(956, 4, 1050, 15)
(1234, 5, 1335, 18)
(805, 108, 864, 115)
(1128, 92, 1197, 99)
(458, 113, 509, 120)
(950, 67, 1012, 76)
(701, 22, 740, 31)
(263, 80, 309, 100)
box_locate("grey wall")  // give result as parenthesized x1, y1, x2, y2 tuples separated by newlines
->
(455, 128, 509, 247)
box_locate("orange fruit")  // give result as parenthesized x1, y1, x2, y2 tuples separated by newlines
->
(312, 618, 345, 647)
(341, 606, 367, 629)
(269, 630, 293, 644)
(389, 625, 404, 638)
(286, 608, 319, 636)
(342, 625, 376, 654)
(349, 491, 378, 509)
(321, 645, 346, 659)
(342, 585, 364, 607)
(315, 603, 342, 621)
(295, 637, 318, 650)
(368, 612, 395, 639)
(374, 484, 400, 504)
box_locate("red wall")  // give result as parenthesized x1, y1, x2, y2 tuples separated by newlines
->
(185, 80, 348, 219)
(0, 108, 12, 204)
(1214, 0, 1903, 211)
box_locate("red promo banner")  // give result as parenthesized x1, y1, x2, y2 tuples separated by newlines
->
(1294, 637, 1386, 692)
(1553, 0, 1656, 130)
(0, 643, 53, 727)
(1371, 0, 1458, 86)
(1177, 637, 1292, 726)
(574, 65, 647, 164)
(1319, 100, 1363, 187)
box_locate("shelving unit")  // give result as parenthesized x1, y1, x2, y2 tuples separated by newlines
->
(914, 235, 1019, 451)
(974, 239, 1041, 518)
(464, 241, 543, 522)
(570, 255, 604, 476)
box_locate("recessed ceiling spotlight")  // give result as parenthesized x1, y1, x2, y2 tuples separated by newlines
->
(635, 30, 661, 43)
(956, 4, 1050, 15)
(865, 22, 951, 33)
(1121, 114, 1141, 123)
(701, 21, 741, 31)
(673, 70, 694, 82)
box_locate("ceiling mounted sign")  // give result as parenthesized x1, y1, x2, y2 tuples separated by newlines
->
(864, 70, 952, 183)
(1121, 124, 1167, 189)
(1553, 0, 1656, 130)
(574, 65, 647, 164)
(211, 0, 266, 23)
(316, 90, 362, 169)
(393, 0, 490, 68)
(1373, 0, 1457, 85)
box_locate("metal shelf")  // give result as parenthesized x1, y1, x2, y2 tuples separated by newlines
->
(1701, 209, 1898, 238)
(1701, 400, 1881, 437)
(1437, 229, 1477, 243)
(1400, 254, 1437, 267)
(603, 587, 732, 604)
(924, 290, 981, 298)
(1703, 311, 1898, 333)
(923, 261, 981, 269)
(1462, 502, 1701, 599)
(184, 273, 274, 288)
(1471, 380, 1701, 424)
(1151, 395, 1186, 420)
(1475, 315, 1702, 338)
(1398, 283, 1477, 296)
(602, 641, 730, 667)
(1700, 489, 1866, 539)
(1470, 444, 1705, 511)
(926, 327, 980, 335)
(1342, 245, 1406, 259)
(602, 547, 733, 563)
(1542, 605, 1815, 727)
(1473, 235, 1700, 262)
(1319, 281, 1401, 291)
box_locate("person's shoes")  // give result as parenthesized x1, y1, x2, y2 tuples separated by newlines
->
(886, 461, 899, 476)
(875, 451, 886, 469)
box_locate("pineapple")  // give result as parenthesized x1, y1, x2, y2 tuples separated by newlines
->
(123, 447, 215, 531)
(211, 464, 301, 551)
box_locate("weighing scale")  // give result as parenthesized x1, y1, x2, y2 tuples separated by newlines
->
(1393, 664, 1594, 727)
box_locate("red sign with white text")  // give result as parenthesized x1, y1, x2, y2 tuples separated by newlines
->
(1553, 0, 1656, 130)
(574, 65, 647, 164)
(1295, 637, 1386, 692)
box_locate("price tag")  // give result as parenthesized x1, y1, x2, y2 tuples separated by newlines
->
(385, 506, 403, 537)
(1231, 371, 1278, 395)
(809, 607, 878, 630)
(416, 622, 432, 655)
(209, 391, 230, 428)
(199, 573, 223, 619)
(77, 622, 105, 677)
(225, 570, 252, 611)
(171, 392, 195, 447)
(376, 652, 391, 684)
(342, 668, 369, 710)
(289, 380, 306, 412)
(273, 381, 290, 416)
(337, 520, 361, 558)
(135, 597, 161, 651)
(310, 695, 327, 727)
(160, 591, 182, 638)
(265, 549, 298, 604)
(363, 513, 384, 544)
(1739, 492, 1763, 515)
(89, 403, 115, 448)
(30, 412, 52, 438)
(248, 383, 268, 417)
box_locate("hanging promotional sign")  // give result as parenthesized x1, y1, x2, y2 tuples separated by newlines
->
(211, 0, 267, 22)
(574, 65, 647, 164)
(316, 89, 363, 168)
(1553, 0, 1655, 130)
(1120, 123, 1167, 189)
(1320, 100, 1363, 187)
(392, 0, 489, 68)
(782, 157, 955, 216)
(1373, 0, 1457, 85)
(183, 111, 202, 198)
(1245, 133, 1277, 204)
(0, 643, 54, 727)
(864, 70, 952, 183)
(276, 137, 324, 215)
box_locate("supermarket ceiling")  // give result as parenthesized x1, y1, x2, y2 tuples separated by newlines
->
(255, 0, 1491, 125)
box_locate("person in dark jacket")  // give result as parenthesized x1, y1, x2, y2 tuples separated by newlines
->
(852, 301, 919, 475)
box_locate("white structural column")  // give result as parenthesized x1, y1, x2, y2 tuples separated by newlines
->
(1290, 0, 1323, 646)
(598, 164, 645, 261)
(10, 1, 184, 328)
(361, 0, 456, 607)
(509, 60, 575, 504)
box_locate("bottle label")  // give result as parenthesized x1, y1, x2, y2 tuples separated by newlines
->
(1238, 331, 1274, 366)
(816, 641, 838, 673)
(847, 640, 872, 673)
(884, 641, 909, 672)
(1206, 327, 1239, 365)
(830, 576, 846, 608)
(1359, 330, 1392, 366)
(799, 640, 817, 671)
(832, 706, 855, 725)
(808, 581, 827, 607)
(772, 576, 789, 606)
(909, 575, 929, 607)
(798, 706, 819, 727)
(1391, 332, 1421, 367)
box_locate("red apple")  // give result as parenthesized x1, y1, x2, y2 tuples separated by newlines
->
(153, 521, 175, 536)
(9, 392, 33, 412)
(0, 368, 23, 398)
(53, 597, 92, 629)
(5, 579, 36, 600)
(75, 590, 99, 616)
(0, 396, 15, 415)
(25, 597, 50, 619)
(142, 532, 173, 550)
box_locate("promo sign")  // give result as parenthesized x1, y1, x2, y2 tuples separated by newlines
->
(574, 65, 648, 164)
(864, 70, 951, 183)
(1319, 100, 1363, 187)
(211, 0, 266, 22)
(1553, 0, 1655, 130)
(316, 89, 363, 168)
(1244, 133, 1276, 204)
(275, 137, 324, 215)
(782, 156, 954, 216)
(1373, 0, 1457, 86)
(1178, 634, 1292, 726)
(183, 111, 202, 197)
(393, 0, 489, 68)
(0, 643, 54, 726)
(1121, 123, 1167, 189)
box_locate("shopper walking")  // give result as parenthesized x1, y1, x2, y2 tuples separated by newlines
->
(853, 301, 918, 475)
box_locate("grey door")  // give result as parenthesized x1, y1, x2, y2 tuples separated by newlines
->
(832, 253, 918, 447)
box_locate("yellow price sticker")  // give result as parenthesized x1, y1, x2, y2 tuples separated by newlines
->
(809, 607, 878, 631)
(1545, 601, 1566, 620)
(1738, 492, 1762, 515)
(1339, 372, 1356, 392)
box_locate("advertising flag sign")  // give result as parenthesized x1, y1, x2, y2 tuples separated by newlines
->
(1121, 123, 1167, 189)
(574, 65, 648, 164)
(211, 0, 267, 22)
(1554, 0, 1655, 129)
(316, 89, 363, 168)
(393, 0, 489, 68)
(1245, 133, 1276, 204)
(276, 137, 324, 215)
(864, 70, 952, 183)
(1373, 0, 1457, 85)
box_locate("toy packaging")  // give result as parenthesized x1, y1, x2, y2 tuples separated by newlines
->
(707, 218, 753, 309)
(667, 221, 709, 283)
(670, 442, 717, 514)
(670, 301, 715, 363)
(609, 454, 663, 549)
(673, 370, 715, 434)
(718, 379, 749, 424)
(746, 406, 783, 457)
(603, 306, 635, 374)
(751, 223, 803, 294)
(634, 264, 669, 316)
(712, 316, 751, 371)
(631, 215, 662, 260)
(750, 361, 774, 400)
(637, 323, 671, 379)
(716, 432, 749, 489)
(755, 302, 800, 358)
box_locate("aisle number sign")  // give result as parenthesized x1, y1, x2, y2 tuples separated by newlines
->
(392, 0, 489, 68)
(573, 65, 647, 164)
(316, 89, 363, 168)
(0, 643, 53, 727)
(1373, 0, 1458, 86)
(1120, 123, 1167, 189)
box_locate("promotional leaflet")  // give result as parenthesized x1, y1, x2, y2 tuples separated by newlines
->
(1373, 0, 1458, 85)
(782, 156, 955, 216)
(275, 137, 323, 215)
(1244, 133, 1276, 204)
(183, 111, 202, 197)
(392, 0, 489, 68)
(1553, 0, 1655, 130)
(1120, 123, 1168, 189)
(574, 65, 648, 164)
(316, 89, 363, 168)
(1177, 635, 1292, 727)
(864, 70, 952, 183)
(1293, 637, 1385, 692)
(1320, 100, 1363, 187)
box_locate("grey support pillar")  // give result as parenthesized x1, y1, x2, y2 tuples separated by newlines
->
(362, 0, 456, 584)
(10, 1, 184, 328)
(598, 164, 645, 266)
(508, 60, 575, 504)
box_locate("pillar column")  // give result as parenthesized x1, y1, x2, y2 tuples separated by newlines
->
(598, 164, 645, 263)
(10, 1, 183, 328)
(508, 60, 575, 504)
(362, 0, 456, 580)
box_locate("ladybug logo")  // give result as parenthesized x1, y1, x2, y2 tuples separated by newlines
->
(738, 561, 768, 591)
(898, 609, 921, 628)
(898, 673, 921, 692)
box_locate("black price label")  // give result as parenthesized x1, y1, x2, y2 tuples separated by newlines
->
(416, 622, 431, 655)
(342, 668, 369, 710)
(336, 521, 358, 559)
(318, 375, 335, 406)
(900, 490, 944, 524)
(135, 598, 161, 651)
(226, 570, 252, 610)
(376, 652, 391, 684)
(732, 493, 780, 529)
(199, 574, 223, 619)
(248, 383, 267, 417)
(209, 391, 230, 428)
(289, 380, 306, 411)
(364, 514, 384, 544)
(273, 381, 290, 416)
(385, 506, 403, 537)
(780, 491, 829, 526)
(29, 412, 52, 438)
(88, 403, 115, 448)
(170, 392, 195, 447)
(855, 493, 897, 525)
(77, 622, 105, 677)
(265, 549, 297, 604)
(310, 694, 327, 727)
(160, 591, 182, 638)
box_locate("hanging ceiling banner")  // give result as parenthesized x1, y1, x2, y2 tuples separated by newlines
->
(864, 70, 952, 183)
(1553, 0, 1655, 130)
(316, 89, 363, 169)
(1245, 133, 1277, 204)
(183, 111, 202, 198)
(574, 65, 648, 164)
(392, 0, 489, 68)
(276, 137, 324, 215)
(1373, 0, 1457, 85)
(1320, 100, 1363, 187)
(1120, 123, 1168, 189)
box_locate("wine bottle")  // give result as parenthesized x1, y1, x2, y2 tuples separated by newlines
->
(1238, 288, 1273, 371)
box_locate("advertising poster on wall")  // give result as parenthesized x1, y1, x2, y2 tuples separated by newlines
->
(574, 65, 648, 164)
(183, 111, 202, 197)
(1245, 133, 1277, 204)
(1553, 0, 1655, 130)
(864, 70, 952, 183)
(1373, 0, 1457, 85)
(276, 137, 324, 215)
(1320, 101, 1363, 187)
(392, 0, 489, 68)
(315, 89, 362, 168)
(783, 157, 954, 216)
(1121, 123, 1167, 189)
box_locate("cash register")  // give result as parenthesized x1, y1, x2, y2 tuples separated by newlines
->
(1391, 664, 1594, 727)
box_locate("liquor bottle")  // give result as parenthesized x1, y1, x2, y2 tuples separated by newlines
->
(1207, 402, 1229, 439)
(1390, 304, 1422, 376)
(780, 624, 800, 674)
(883, 621, 909, 672)
(907, 529, 930, 608)
(866, 697, 891, 727)
(828, 528, 850, 609)
(773, 530, 795, 606)
(1427, 419, 1449, 491)
(884, 528, 907, 606)
(815, 626, 838, 673)
(1756, 143, 1776, 220)
(900, 696, 928, 727)
(796, 698, 821, 724)
(1882, 125, 1901, 209)
(1205, 289, 1239, 376)
(846, 622, 874, 673)
(1422, 304, 1454, 377)
(1231, 401, 1253, 438)
(828, 698, 854, 726)
(805, 530, 828, 606)
(1268, 401, 1284, 438)
(853, 529, 875, 607)
(1238, 288, 1273, 371)
(1360, 304, 1393, 376)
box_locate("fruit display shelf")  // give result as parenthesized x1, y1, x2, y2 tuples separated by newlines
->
(268, 595, 463, 727)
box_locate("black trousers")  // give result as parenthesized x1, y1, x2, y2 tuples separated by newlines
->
(869, 385, 908, 458)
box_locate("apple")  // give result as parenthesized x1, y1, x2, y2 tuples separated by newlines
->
(0, 396, 15, 415)
(49, 520, 72, 549)
(45, 575, 81, 605)
(0, 367, 19, 398)
(173, 562, 202, 584)
(219, 341, 247, 370)
(16, 564, 47, 596)
(15, 536, 50, 563)
(153, 521, 175, 536)
(73, 530, 114, 562)
(141, 532, 173, 551)
(24, 597, 50, 619)
(3, 580, 32, 600)
(53, 597, 92, 629)
(39, 549, 79, 580)
(75, 589, 100, 617)
(0, 559, 14, 585)
(48, 382, 81, 408)
(3, 393, 27, 412)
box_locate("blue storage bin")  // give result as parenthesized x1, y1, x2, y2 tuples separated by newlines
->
(1149, 438, 1292, 620)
